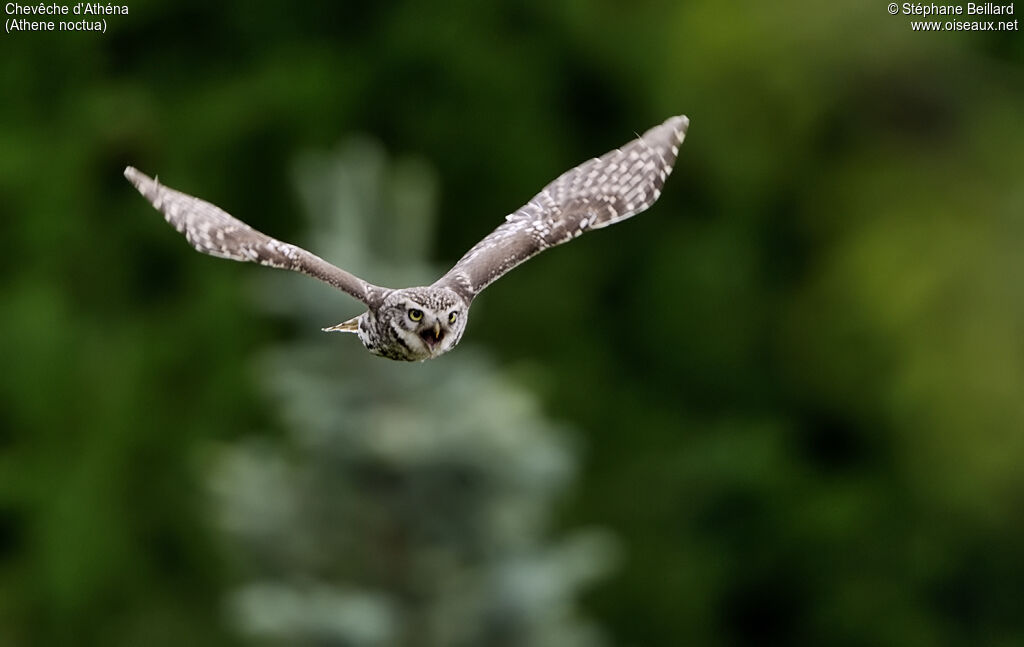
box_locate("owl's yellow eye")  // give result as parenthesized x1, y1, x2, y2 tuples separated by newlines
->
(408, 308, 423, 322)
(448, 312, 458, 324)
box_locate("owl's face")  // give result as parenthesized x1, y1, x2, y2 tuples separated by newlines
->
(359, 287, 468, 361)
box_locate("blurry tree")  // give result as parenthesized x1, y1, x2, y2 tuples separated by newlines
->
(207, 140, 616, 647)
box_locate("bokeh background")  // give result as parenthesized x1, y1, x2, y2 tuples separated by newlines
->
(2, 1, 1023, 645)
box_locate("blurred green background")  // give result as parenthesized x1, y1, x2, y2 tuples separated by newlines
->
(2, 1, 1024, 645)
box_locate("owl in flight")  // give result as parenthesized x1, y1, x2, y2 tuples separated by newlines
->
(125, 115, 689, 361)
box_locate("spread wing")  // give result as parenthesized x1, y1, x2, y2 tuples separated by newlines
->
(435, 114, 688, 301)
(124, 166, 381, 305)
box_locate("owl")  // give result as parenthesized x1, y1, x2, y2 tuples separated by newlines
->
(125, 115, 689, 361)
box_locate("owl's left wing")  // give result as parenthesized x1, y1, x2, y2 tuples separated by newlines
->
(436, 114, 688, 301)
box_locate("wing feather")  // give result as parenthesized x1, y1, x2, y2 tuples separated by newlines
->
(124, 166, 381, 305)
(436, 114, 688, 300)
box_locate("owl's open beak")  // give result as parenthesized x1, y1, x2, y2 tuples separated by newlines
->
(322, 316, 360, 333)
(419, 322, 443, 348)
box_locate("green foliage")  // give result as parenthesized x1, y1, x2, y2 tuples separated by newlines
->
(2, 1, 1023, 645)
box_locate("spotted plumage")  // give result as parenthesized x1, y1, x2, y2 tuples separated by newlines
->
(125, 114, 689, 361)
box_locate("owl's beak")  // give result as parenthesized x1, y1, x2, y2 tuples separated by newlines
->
(419, 322, 443, 348)
(322, 316, 360, 333)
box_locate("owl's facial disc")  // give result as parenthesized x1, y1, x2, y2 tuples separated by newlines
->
(368, 287, 468, 361)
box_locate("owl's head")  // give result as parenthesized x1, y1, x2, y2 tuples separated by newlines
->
(325, 286, 468, 361)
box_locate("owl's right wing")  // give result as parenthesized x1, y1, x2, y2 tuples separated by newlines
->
(435, 115, 688, 301)
(125, 167, 382, 306)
